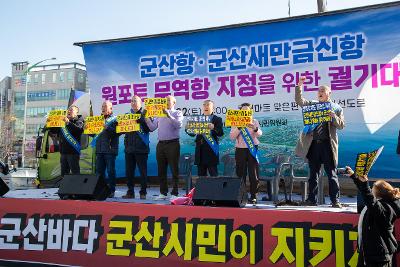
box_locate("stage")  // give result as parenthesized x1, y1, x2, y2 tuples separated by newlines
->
(5, 186, 359, 213)
(0, 186, 398, 267)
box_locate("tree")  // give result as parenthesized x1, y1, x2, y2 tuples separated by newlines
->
(0, 113, 16, 163)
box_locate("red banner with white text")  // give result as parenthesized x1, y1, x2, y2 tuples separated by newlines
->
(0, 198, 399, 267)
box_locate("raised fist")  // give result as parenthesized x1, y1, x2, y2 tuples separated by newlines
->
(298, 76, 306, 87)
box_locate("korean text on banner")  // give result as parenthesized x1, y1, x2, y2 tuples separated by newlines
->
(116, 114, 141, 133)
(355, 146, 384, 176)
(186, 115, 211, 135)
(46, 110, 67, 128)
(225, 109, 253, 127)
(302, 102, 332, 126)
(144, 98, 167, 118)
(84, 115, 104, 135)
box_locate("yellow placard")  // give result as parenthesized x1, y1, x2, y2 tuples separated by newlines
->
(189, 128, 210, 135)
(46, 119, 65, 128)
(46, 110, 67, 128)
(116, 124, 140, 133)
(117, 114, 141, 121)
(225, 109, 253, 127)
(355, 153, 368, 177)
(354, 146, 384, 176)
(116, 114, 141, 133)
(84, 115, 104, 134)
(144, 98, 167, 118)
(48, 110, 67, 116)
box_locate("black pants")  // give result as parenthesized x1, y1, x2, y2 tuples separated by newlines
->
(156, 140, 180, 195)
(359, 257, 392, 267)
(358, 248, 394, 267)
(306, 140, 340, 203)
(96, 153, 116, 192)
(362, 261, 392, 267)
(125, 153, 148, 195)
(60, 154, 80, 176)
(197, 164, 218, 177)
(235, 147, 259, 198)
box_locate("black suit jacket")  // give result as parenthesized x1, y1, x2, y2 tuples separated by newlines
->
(186, 114, 224, 166)
(124, 108, 151, 154)
(352, 174, 400, 264)
(49, 115, 84, 155)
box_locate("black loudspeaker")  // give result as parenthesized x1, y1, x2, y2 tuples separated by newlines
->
(193, 177, 248, 207)
(0, 178, 10, 197)
(58, 175, 111, 201)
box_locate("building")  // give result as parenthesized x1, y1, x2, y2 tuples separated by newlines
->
(11, 62, 87, 167)
(0, 76, 12, 161)
(0, 76, 11, 126)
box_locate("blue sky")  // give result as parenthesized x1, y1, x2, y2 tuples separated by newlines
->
(0, 0, 397, 79)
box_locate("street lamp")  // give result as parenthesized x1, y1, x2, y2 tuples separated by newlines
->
(21, 57, 56, 168)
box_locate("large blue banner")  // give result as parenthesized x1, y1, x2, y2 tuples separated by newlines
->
(81, 3, 400, 178)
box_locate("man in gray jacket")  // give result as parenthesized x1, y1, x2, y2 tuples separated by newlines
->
(295, 77, 345, 208)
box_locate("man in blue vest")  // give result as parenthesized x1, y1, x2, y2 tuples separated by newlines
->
(122, 95, 151, 199)
(93, 101, 119, 198)
(185, 100, 223, 176)
(48, 105, 84, 177)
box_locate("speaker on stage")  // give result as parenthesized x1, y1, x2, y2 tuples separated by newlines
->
(58, 175, 111, 201)
(0, 178, 10, 197)
(193, 177, 247, 207)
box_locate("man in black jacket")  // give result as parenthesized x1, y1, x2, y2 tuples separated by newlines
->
(122, 95, 151, 199)
(186, 100, 224, 176)
(48, 105, 84, 176)
(93, 101, 119, 198)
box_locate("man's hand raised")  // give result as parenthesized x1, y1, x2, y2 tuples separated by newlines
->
(297, 76, 306, 87)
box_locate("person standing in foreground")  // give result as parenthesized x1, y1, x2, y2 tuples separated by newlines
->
(48, 105, 84, 177)
(229, 103, 262, 204)
(345, 166, 400, 267)
(146, 95, 183, 200)
(92, 101, 119, 198)
(122, 95, 151, 200)
(185, 100, 223, 177)
(295, 76, 345, 208)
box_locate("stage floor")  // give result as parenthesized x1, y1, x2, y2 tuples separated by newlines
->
(4, 186, 358, 213)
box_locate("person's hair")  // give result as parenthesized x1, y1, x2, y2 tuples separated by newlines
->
(131, 95, 141, 102)
(319, 85, 331, 94)
(166, 95, 176, 104)
(239, 102, 252, 109)
(69, 105, 79, 113)
(203, 99, 214, 105)
(103, 100, 113, 106)
(373, 180, 400, 201)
